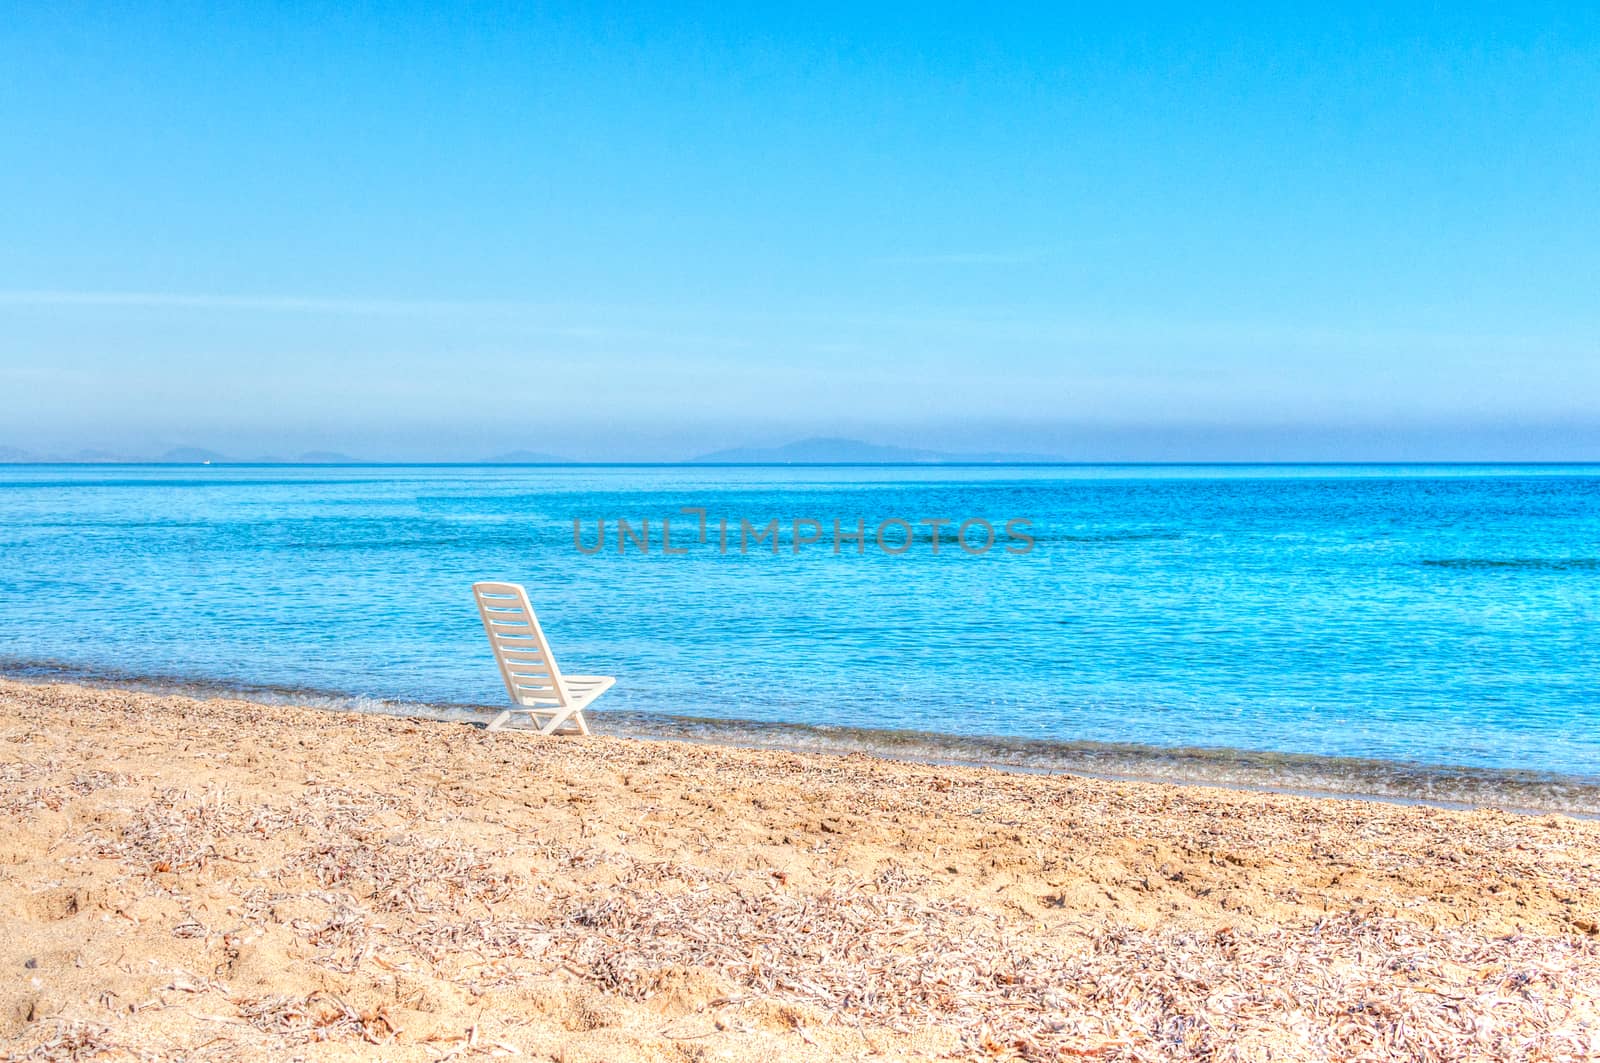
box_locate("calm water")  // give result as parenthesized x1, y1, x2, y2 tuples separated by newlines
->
(2, 464, 1598, 807)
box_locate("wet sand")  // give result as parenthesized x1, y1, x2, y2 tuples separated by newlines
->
(2, 678, 1598, 1060)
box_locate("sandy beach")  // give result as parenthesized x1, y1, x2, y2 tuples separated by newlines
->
(2, 679, 1597, 1061)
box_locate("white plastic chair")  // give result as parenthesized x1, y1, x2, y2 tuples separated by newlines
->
(473, 581, 614, 734)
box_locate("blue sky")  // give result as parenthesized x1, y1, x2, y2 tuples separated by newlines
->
(2, 4, 1597, 460)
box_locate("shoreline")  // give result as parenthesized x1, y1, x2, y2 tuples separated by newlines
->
(5, 660, 1599, 816)
(3, 677, 1599, 1060)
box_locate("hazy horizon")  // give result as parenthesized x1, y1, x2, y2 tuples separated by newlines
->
(3, 8, 1597, 461)
(6, 425, 1600, 465)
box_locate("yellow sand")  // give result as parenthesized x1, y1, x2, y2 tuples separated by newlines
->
(2, 679, 1597, 1061)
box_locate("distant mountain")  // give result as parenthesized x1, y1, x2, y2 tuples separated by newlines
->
(0, 446, 36, 462)
(690, 436, 1062, 464)
(485, 450, 573, 463)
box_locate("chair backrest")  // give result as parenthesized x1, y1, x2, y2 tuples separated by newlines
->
(473, 582, 568, 707)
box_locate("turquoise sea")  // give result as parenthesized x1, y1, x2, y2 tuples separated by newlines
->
(2, 464, 1597, 811)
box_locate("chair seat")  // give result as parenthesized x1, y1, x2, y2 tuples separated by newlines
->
(518, 675, 614, 708)
(559, 675, 616, 704)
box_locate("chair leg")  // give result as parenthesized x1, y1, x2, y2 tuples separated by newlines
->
(487, 706, 589, 737)
(536, 708, 576, 736)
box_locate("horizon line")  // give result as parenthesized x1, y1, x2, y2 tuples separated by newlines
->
(4, 459, 1599, 468)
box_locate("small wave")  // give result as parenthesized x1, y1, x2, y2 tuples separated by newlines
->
(1421, 558, 1600, 571)
(4, 660, 1597, 817)
(0, 659, 492, 725)
(607, 713, 1600, 817)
